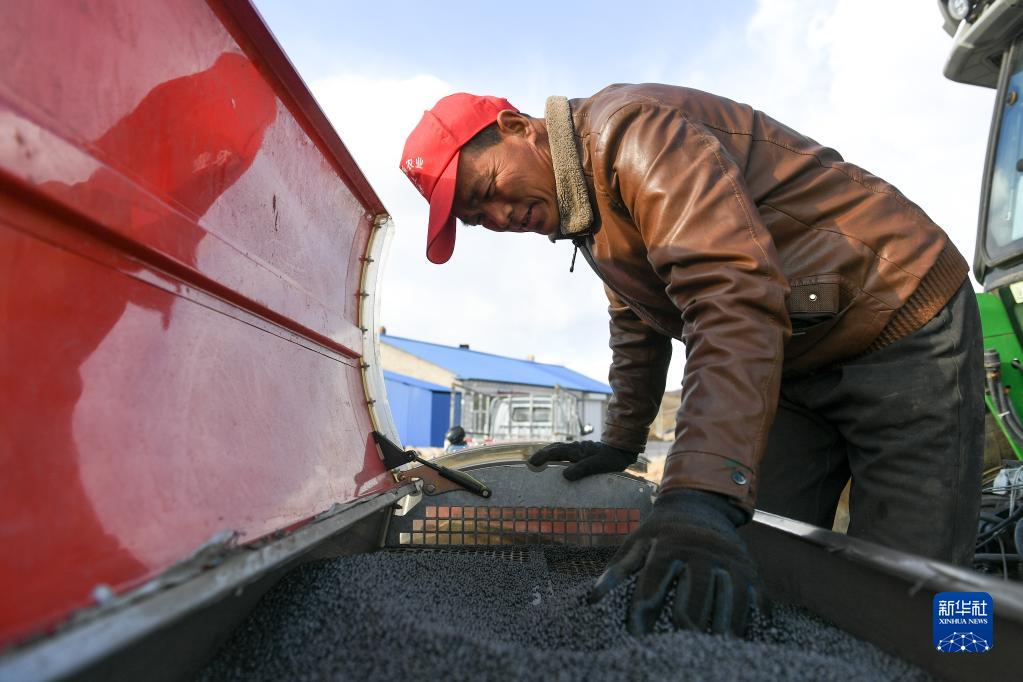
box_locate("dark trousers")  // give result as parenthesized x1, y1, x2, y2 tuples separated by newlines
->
(757, 281, 984, 566)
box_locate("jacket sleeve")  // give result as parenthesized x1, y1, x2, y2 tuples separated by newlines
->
(601, 286, 673, 454)
(598, 101, 791, 513)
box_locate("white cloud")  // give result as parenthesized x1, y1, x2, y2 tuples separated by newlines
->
(685, 0, 992, 278)
(310, 0, 994, 392)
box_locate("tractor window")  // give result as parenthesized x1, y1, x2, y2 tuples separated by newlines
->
(985, 43, 1023, 262)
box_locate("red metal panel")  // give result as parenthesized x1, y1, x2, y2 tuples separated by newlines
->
(0, 0, 395, 646)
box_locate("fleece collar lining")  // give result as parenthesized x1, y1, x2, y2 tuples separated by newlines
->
(544, 96, 593, 240)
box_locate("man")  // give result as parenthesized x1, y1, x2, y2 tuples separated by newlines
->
(398, 85, 983, 637)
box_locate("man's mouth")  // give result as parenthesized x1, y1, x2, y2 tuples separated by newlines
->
(520, 204, 534, 231)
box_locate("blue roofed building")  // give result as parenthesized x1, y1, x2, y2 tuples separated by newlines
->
(379, 334, 611, 448)
(383, 371, 456, 449)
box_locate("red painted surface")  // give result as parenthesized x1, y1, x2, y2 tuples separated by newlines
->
(0, 0, 396, 646)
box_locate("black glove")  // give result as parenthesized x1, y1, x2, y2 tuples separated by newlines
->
(528, 441, 638, 481)
(588, 488, 762, 637)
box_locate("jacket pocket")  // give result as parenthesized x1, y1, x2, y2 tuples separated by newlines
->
(785, 274, 850, 357)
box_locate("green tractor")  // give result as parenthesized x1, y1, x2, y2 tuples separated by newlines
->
(940, 0, 1023, 575)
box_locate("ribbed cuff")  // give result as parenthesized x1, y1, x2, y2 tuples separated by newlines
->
(864, 242, 968, 354)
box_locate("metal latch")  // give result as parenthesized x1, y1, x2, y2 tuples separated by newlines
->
(371, 431, 491, 498)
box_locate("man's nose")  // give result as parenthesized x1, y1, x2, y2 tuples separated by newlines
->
(482, 201, 513, 231)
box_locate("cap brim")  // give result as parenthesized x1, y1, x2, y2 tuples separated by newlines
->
(426, 152, 459, 264)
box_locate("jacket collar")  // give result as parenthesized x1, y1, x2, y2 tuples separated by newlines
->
(544, 96, 594, 241)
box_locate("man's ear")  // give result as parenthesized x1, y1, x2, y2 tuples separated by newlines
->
(495, 110, 531, 137)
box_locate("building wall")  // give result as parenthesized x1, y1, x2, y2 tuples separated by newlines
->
(385, 376, 450, 448)
(430, 391, 452, 447)
(380, 343, 455, 387)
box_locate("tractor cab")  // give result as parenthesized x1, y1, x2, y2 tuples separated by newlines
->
(941, 0, 1023, 561)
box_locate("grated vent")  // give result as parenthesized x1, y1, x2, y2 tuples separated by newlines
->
(396, 505, 640, 547)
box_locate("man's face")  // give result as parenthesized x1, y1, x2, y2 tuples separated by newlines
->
(452, 113, 558, 236)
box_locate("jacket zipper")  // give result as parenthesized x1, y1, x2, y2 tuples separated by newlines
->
(573, 238, 676, 338)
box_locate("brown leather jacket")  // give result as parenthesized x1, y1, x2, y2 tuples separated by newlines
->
(561, 84, 968, 513)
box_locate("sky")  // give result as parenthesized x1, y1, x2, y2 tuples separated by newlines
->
(253, 0, 995, 389)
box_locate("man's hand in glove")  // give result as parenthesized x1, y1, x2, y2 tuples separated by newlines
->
(588, 488, 763, 637)
(528, 441, 638, 481)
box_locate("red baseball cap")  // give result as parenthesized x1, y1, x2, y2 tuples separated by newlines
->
(400, 93, 518, 264)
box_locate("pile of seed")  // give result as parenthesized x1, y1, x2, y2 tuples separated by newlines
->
(197, 546, 930, 681)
